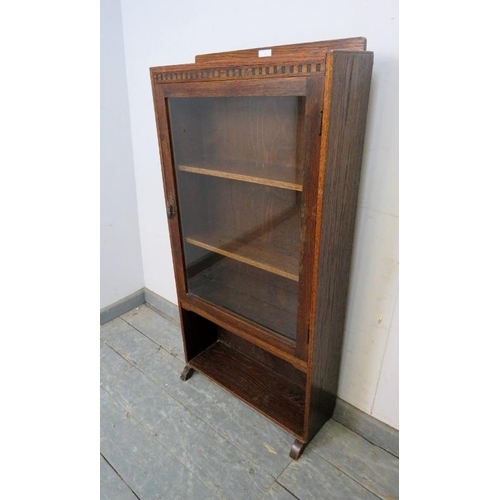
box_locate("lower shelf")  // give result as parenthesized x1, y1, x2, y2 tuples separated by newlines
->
(190, 341, 305, 438)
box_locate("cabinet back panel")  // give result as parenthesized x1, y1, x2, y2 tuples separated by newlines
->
(177, 175, 301, 270)
(189, 340, 306, 438)
(207, 97, 299, 168)
(188, 257, 299, 341)
(218, 328, 306, 390)
(168, 96, 305, 186)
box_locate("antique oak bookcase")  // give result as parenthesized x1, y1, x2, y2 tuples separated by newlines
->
(150, 38, 373, 459)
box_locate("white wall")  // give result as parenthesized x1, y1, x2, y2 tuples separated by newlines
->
(120, 0, 399, 429)
(100, 0, 144, 308)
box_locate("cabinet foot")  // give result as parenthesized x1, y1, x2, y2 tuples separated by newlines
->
(289, 439, 306, 460)
(180, 365, 194, 381)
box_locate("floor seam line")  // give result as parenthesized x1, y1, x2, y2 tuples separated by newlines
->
(132, 354, 280, 479)
(330, 418, 399, 458)
(104, 315, 296, 479)
(100, 308, 399, 500)
(100, 452, 141, 500)
(118, 316, 164, 349)
(275, 479, 301, 500)
(101, 339, 159, 371)
(309, 450, 390, 500)
(144, 302, 181, 325)
(118, 312, 185, 362)
(101, 385, 225, 499)
(101, 342, 135, 368)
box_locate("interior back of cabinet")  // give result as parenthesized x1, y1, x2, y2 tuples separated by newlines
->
(169, 94, 303, 342)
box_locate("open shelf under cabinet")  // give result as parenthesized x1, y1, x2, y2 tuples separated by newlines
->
(189, 341, 305, 438)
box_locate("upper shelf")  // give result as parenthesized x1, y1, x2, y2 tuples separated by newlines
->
(178, 158, 302, 191)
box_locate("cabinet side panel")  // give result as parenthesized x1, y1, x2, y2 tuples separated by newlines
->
(181, 308, 219, 361)
(306, 51, 373, 440)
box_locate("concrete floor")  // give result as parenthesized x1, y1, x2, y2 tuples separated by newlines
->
(100, 304, 398, 500)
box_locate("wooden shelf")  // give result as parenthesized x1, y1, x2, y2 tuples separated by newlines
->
(179, 158, 302, 191)
(185, 214, 300, 282)
(186, 233, 298, 281)
(188, 259, 298, 340)
(190, 341, 305, 438)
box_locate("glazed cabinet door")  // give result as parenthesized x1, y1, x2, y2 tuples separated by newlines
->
(154, 77, 323, 361)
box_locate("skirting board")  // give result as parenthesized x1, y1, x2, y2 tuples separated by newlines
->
(100, 287, 398, 455)
(100, 288, 145, 325)
(143, 288, 180, 324)
(333, 399, 398, 457)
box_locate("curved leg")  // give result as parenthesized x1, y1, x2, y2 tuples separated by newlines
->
(289, 439, 306, 460)
(180, 365, 194, 381)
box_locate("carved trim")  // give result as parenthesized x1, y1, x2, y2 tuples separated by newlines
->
(152, 61, 325, 83)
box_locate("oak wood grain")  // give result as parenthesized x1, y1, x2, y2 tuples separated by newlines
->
(294, 76, 324, 361)
(218, 328, 306, 389)
(306, 50, 374, 441)
(195, 38, 367, 63)
(150, 77, 193, 361)
(179, 294, 307, 371)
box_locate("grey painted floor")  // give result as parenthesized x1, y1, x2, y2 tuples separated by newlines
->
(101, 304, 399, 500)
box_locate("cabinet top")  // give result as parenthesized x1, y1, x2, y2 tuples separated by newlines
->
(150, 37, 369, 85)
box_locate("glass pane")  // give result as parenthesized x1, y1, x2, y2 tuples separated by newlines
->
(168, 96, 304, 342)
